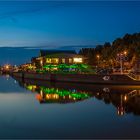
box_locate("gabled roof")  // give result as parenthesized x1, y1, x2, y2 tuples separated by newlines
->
(40, 50, 77, 56)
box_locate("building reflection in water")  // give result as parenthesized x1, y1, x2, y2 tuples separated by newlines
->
(14, 78, 140, 116)
(25, 84, 91, 104)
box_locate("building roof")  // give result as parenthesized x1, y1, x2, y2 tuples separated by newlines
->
(40, 50, 77, 56)
(44, 53, 84, 58)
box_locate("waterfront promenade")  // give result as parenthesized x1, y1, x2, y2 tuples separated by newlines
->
(11, 71, 140, 85)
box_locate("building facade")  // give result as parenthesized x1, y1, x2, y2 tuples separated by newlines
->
(31, 50, 85, 69)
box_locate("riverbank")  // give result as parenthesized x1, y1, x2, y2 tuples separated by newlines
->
(11, 72, 140, 85)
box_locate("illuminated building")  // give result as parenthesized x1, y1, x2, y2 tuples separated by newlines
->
(31, 50, 85, 69)
(26, 84, 91, 103)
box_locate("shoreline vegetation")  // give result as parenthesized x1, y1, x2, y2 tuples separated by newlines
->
(79, 32, 140, 67)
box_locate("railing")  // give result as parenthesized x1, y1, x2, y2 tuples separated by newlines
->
(127, 72, 140, 81)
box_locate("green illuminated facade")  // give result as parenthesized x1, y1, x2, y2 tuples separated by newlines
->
(26, 84, 91, 103)
(18, 50, 97, 73)
(40, 87, 90, 99)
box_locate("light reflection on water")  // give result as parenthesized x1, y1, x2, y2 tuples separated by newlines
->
(17, 77, 140, 116)
(0, 75, 140, 138)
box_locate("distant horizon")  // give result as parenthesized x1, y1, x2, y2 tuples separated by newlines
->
(0, 31, 139, 49)
(0, 31, 139, 50)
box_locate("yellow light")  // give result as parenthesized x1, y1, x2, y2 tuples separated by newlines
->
(46, 94, 50, 99)
(46, 94, 59, 99)
(69, 58, 72, 63)
(5, 65, 9, 69)
(96, 55, 100, 59)
(40, 91, 43, 97)
(53, 67, 58, 70)
(40, 60, 43, 65)
(62, 58, 65, 63)
(46, 58, 52, 63)
(40, 90, 43, 94)
(117, 107, 125, 116)
(32, 85, 37, 90)
(52, 58, 59, 64)
(124, 95, 127, 101)
(124, 51, 127, 55)
(73, 58, 83, 63)
(69, 95, 72, 99)
(117, 110, 124, 116)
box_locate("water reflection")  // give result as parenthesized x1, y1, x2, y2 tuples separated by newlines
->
(95, 90, 140, 116)
(13, 77, 140, 116)
(24, 84, 91, 104)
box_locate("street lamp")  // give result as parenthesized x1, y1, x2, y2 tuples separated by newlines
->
(96, 55, 100, 66)
(124, 51, 127, 55)
(117, 50, 127, 74)
(5, 65, 9, 69)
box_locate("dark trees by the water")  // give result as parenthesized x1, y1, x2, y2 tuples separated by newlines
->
(79, 32, 140, 67)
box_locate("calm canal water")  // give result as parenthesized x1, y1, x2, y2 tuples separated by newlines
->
(0, 75, 140, 139)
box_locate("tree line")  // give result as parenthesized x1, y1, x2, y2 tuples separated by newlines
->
(79, 32, 140, 68)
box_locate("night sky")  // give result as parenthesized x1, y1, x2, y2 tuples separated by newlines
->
(0, 1, 139, 48)
(0, 1, 140, 65)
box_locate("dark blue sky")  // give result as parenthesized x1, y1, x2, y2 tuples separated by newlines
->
(0, 1, 140, 48)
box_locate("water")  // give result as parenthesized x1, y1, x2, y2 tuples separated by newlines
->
(0, 75, 140, 138)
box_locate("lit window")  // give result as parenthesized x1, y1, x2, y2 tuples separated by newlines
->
(52, 58, 59, 63)
(62, 58, 65, 63)
(69, 58, 72, 63)
(73, 58, 83, 63)
(46, 58, 52, 63)
(40, 60, 43, 65)
(46, 94, 59, 99)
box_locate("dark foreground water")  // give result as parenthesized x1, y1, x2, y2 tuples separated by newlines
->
(0, 75, 140, 139)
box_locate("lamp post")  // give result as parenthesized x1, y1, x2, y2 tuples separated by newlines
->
(117, 51, 127, 74)
(120, 55, 123, 74)
(124, 51, 127, 56)
(96, 54, 100, 66)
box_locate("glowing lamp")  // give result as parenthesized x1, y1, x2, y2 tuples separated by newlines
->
(5, 65, 9, 69)
(124, 95, 127, 101)
(117, 106, 125, 116)
(124, 51, 127, 55)
(96, 55, 100, 59)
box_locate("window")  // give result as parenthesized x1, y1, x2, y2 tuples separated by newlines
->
(52, 58, 59, 63)
(40, 60, 43, 66)
(46, 58, 51, 63)
(69, 58, 72, 63)
(73, 58, 83, 63)
(62, 58, 65, 63)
